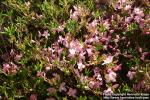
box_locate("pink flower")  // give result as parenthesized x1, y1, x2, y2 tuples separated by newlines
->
(74, 69, 80, 77)
(37, 71, 45, 78)
(124, 5, 131, 11)
(119, 0, 126, 4)
(86, 48, 93, 56)
(80, 75, 88, 84)
(2, 63, 10, 73)
(112, 84, 119, 89)
(106, 69, 117, 82)
(59, 82, 67, 92)
(133, 8, 144, 17)
(94, 67, 100, 74)
(77, 62, 85, 71)
(103, 88, 113, 94)
(38, 30, 50, 39)
(67, 88, 77, 98)
(56, 25, 65, 32)
(14, 54, 22, 61)
(57, 48, 63, 56)
(125, 17, 133, 23)
(127, 71, 136, 80)
(102, 56, 114, 65)
(58, 36, 65, 44)
(70, 11, 79, 20)
(2, 63, 17, 74)
(47, 87, 56, 94)
(140, 52, 149, 60)
(69, 40, 76, 48)
(30, 94, 37, 100)
(89, 81, 101, 89)
(96, 74, 103, 81)
(86, 20, 99, 34)
(70, 6, 83, 20)
(79, 52, 86, 60)
(69, 48, 76, 57)
(134, 16, 142, 23)
(103, 20, 110, 30)
(90, 20, 98, 27)
(113, 64, 122, 71)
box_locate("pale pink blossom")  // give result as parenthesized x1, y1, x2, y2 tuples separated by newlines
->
(107, 69, 117, 82)
(127, 71, 136, 80)
(79, 52, 86, 60)
(86, 20, 99, 34)
(47, 87, 56, 94)
(90, 20, 98, 28)
(57, 48, 63, 56)
(30, 94, 37, 100)
(89, 81, 101, 89)
(59, 82, 67, 92)
(112, 84, 119, 89)
(134, 16, 142, 23)
(2, 63, 10, 73)
(119, 0, 126, 4)
(80, 75, 88, 84)
(103, 20, 110, 30)
(86, 48, 93, 56)
(103, 88, 113, 94)
(70, 11, 79, 20)
(45, 66, 50, 71)
(140, 52, 149, 60)
(124, 5, 131, 11)
(88, 38, 94, 43)
(53, 73, 60, 81)
(37, 71, 45, 78)
(102, 56, 114, 65)
(69, 48, 76, 57)
(77, 62, 85, 71)
(14, 54, 22, 61)
(58, 36, 65, 44)
(70, 6, 83, 20)
(96, 74, 103, 81)
(56, 25, 65, 32)
(67, 88, 77, 98)
(125, 17, 133, 23)
(38, 30, 50, 39)
(133, 8, 144, 17)
(113, 64, 122, 71)
(70, 40, 77, 48)
(2, 63, 18, 74)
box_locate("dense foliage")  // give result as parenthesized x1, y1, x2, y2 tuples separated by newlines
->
(0, 0, 150, 99)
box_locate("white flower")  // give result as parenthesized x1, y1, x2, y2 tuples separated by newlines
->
(102, 56, 113, 65)
(77, 62, 85, 71)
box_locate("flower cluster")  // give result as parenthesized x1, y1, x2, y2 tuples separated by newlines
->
(0, 0, 150, 99)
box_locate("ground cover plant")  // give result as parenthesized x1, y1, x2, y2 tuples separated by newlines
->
(0, 0, 150, 99)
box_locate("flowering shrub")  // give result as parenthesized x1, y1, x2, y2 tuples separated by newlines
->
(0, 0, 150, 99)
